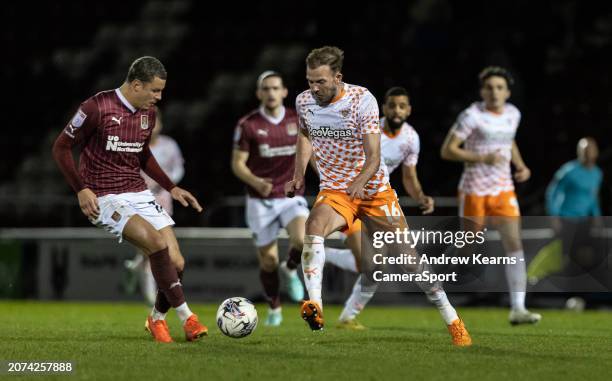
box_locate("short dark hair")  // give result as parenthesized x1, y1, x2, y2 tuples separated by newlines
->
(126, 56, 167, 83)
(306, 46, 344, 73)
(479, 66, 514, 88)
(384, 87, 410, 103)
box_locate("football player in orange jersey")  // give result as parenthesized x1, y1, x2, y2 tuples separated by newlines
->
(287, 47, 471, 346)
(441, 66, 541, 325)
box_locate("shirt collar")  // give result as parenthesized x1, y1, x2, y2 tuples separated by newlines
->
(258, 105, 286, 125)
(115, 88, 137, 113)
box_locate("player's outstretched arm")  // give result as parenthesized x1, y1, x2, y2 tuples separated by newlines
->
(440, 132, 503, 165)
(286, 129, 312, 197)
(140, 146, 176, 191)
(347, 133, 380, 200)
(401, 165, 434, 214)
(231, 149, 273, 197)
(140, 145, 202, 212)
(511, 140, 531, 182)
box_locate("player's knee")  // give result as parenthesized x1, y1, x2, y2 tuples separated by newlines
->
(305, 217, 325, 236)
(147, 232, 168, 254)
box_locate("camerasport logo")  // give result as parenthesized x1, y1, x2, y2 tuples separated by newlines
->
(309, 126, 353, 139)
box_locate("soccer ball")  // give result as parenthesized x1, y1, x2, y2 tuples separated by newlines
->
(216, 297, 258, 338)
(565, 296, 586, 312)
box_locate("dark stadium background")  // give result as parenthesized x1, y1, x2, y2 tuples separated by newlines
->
(2, 0, 611, 227)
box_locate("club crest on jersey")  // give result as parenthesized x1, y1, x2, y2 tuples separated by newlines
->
(286, 123, 298, 136)
(340, 108, 351, 118)
(140, 115, 149, 130)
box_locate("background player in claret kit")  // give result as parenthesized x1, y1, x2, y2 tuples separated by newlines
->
(326, 86, 437, 329)
(286, 46, 471, 346)
(52, 56, 207, 343)
(231, 71, 307, 326)
(440, 66, 541, 325)
(124, 110, 185, 306)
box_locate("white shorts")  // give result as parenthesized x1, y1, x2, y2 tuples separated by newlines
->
(90, 190, 175, 242)
(245, 195, 309, 247)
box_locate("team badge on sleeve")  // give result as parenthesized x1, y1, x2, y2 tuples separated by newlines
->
(71, 109, 87, 128)
(141, 115, 149, 130)
(65, 108, 87, 138)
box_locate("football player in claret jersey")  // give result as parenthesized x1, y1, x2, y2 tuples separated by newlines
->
(440, 66, 541, 325)
(231, 71, 307, 326)
(286, 46, 471, 346)
(327, 86, 438, 329)
(52, 57, 207, 343)
(125, 109, 185, 306)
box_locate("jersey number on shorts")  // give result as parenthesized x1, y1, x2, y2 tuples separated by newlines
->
(379, 202, 401, 224)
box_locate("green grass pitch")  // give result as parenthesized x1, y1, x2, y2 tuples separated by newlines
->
(1, 301, 610, 380)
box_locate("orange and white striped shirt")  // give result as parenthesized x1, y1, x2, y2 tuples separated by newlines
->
(451, 102, 521, 196)
(296, 83, 389, 195)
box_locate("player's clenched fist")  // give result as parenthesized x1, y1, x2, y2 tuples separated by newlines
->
(285, 177, 303, 198)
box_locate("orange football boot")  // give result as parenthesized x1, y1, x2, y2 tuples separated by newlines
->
(145, 316, 173, 343)
(301, 300, 324, 331)
(183, 314, 208, 341)
(447, 318, 472, 347)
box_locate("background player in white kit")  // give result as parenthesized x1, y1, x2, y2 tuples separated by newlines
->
(440, 66, 541, 325)
(125, 110, 185, 305)
(326, 87, 437, 329)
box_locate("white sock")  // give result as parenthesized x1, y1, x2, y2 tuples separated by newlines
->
(175, 302, 193, 324)
(338, 275, 376, 321)
(325, 247, 358, 273)
(302, 235, 326, 309)
(150, 307, 167, 322)
(425, 289, 458, 325)
(141, 263, 157, 306)
(505, 250, 527, 311)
